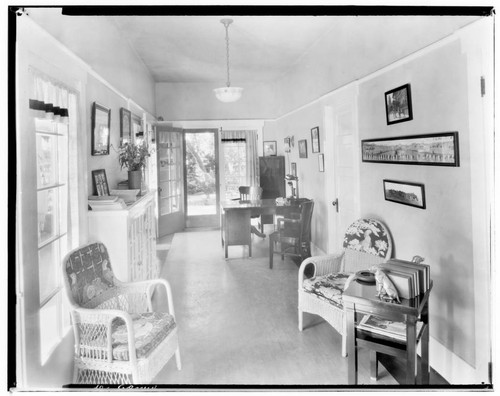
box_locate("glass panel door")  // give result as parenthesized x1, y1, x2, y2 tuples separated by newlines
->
(184, 129, 220, 228)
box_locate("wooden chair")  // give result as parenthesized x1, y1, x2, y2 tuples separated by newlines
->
(62, 242, 181, 384)
(269, 199, 314, 269)
(297, 219, 392, 357)
(239, 186, 266, 238)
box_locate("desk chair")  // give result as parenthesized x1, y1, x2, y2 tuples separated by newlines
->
(239, 186, 266, 238)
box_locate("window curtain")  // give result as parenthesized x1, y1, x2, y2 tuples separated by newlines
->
(221, 129, 259, 185)
(29, 68, 80, 248)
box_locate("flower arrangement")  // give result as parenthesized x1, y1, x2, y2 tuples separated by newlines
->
(118, 141, 151, 171)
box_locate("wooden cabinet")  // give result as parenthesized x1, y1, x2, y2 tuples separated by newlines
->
(88, 191, 158, 282)
(259, 156, 286, 199)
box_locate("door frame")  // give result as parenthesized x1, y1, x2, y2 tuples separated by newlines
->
(183, 128, 220, 228)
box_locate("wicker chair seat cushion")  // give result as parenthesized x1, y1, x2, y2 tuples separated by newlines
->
(343, 219, 390, 257)
(111, 312, 176, 361)
(302, 272, 353, 309)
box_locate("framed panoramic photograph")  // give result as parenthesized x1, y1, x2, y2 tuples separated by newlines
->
(291, 162, 297, 177)
(385, 83, 413, 125)
(383, 179, 426, 209)
(311, 126, 320, 153)
(318, 154, 324, 172)
(361, 132, 459, 166)
(120, 107, 132, 145)
(298, 139, 308, 158)
(91, 102, 111, 156)
(92, 169, 110, 196)
(263, 140, 277, 156)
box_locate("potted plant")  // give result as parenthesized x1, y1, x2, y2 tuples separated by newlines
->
(118, 141, 151, 189)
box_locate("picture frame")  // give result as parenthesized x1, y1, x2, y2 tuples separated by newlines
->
(131, 113, 143, 140)
(284, 137, 291, 153)
(361, 132, 459, 166)
(291, 162, 297, 177)
(120, 107, 132, 145)
(92, 169, 110, 196)
(311, 126, 320, 153)
(383, 179, 426, 209)
(263, 141, 277, 156)
(298, 139, 308, 158)
(385, 83, 413, 125)
(318, 154, 324, 172)
(91, 102, 111, 156)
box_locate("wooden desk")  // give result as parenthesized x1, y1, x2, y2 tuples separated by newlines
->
(343, 280, 432, 385)
(220, 199, 297, 258)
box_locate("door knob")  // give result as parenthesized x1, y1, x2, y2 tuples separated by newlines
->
(332, 198, 339, 212)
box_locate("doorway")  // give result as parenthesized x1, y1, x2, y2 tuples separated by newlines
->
(184, 129, 220, 228)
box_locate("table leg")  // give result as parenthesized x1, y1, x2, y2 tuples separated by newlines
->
(370, 350, 379, 381)
(406, 318, 417, 385)
(421, 303, 430, 384)
(346, 308, 358, 385)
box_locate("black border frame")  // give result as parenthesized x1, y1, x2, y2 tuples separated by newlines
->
(92, 169, 110, 196)
(385, 83, 413, 125)
(311, 126, 320, 153)
(298, 139, 308, 158)
(120, 107, 132, 145)
(383, 179, 426, 209)
(91, 102, 111, 155)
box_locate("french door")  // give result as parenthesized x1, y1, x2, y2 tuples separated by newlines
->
(183, 129, 220, 228)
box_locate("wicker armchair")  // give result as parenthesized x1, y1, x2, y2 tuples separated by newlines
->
(62, 242, 181, 384)
(298, 219, 392, 357)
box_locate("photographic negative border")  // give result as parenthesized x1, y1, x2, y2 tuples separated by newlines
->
(92, 169, 110, 196)
(383, 179, 426, 209)
(385, 83, 413, 125)
(361, 132, 459, 166)
(311, 126, 320, 153)
(91, 102, 111, 156)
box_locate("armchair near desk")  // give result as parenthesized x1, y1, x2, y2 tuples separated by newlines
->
(269, 199, 314, 269)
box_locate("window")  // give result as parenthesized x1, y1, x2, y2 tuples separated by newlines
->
(222, 140, 247, 200)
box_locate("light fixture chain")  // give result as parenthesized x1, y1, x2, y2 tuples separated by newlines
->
(225, 23, 231, 87)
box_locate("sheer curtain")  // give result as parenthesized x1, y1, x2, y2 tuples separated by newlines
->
(221, 129, 259, 186)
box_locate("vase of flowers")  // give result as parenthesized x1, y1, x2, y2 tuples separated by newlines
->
(118, 141, 151, 190)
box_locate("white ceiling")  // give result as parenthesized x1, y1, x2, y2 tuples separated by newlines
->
(108, 15, 480, 84)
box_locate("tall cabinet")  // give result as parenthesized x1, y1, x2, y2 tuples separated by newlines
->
(259, 156, 286, 229)
(88, 192, 158, 282)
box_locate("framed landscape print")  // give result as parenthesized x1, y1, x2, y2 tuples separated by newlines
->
(298, 139, 308, 158)
(383, 179, 426, 209)
(263, 141, 277, 156)
(385, 83, 413, 125)
(361, 132, 459, 166)
(91, 102, 111, 156)
(120, 107, 132, 145)
(311, 126, 320, 153)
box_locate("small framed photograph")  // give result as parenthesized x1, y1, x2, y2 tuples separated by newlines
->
(311, 126, 320, 153)
(385, 83, 413, 125)
(291, 162, 297, 177)
(91, 102, 111, 156)
(284, 137, 291, 153)
(263, 140, 277, 156)
(298, 139, 308, 158)
(383, 179, 425, 209)
(92, 169, 110, 196)
(318, 154, 324, 172)
(120, 107, 132, 145)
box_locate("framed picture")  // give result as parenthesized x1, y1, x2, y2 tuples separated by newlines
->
(284, 137, 291, 153)
(311, 126, 320, 153)
(131, 113, 143, 140)
(291, 162, 297, 177)
(263, 141, 277, 156)
(298, 139, 308, 158)
(361, 132, 459, 166)
(383, 179, 426, 209)
(318, 154, 324, 172)
(92, 169, 110, 196)
(91, 102, 111, 156)
(120, 107, 132, 145)
(385, 83, 413, 125)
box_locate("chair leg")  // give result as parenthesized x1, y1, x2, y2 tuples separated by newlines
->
(269, 238, 274, 269)
(298, 309, 303, 331)
(175, 347, 182, 370)
(342, 334, 347, 357)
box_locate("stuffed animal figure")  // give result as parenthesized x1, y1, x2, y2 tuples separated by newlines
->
(373, 267, 401, 303)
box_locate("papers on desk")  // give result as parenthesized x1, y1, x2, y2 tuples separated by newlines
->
(357, 314, 423, 341)
(88, 195, 127, 210)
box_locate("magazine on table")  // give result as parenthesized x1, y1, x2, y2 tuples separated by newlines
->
(357, 314, 423, 341)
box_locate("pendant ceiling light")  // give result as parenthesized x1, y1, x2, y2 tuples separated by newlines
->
(214, 18, 243, 103)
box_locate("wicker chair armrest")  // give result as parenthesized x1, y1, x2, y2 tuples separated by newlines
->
(116, 278, 176, 318)
(298, 252, 345, 285)
(71, 307, 137, 364)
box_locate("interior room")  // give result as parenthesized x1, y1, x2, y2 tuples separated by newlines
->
(12, 6, 495, 391)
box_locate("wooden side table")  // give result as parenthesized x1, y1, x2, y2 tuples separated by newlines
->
(343, 280, 432, 385)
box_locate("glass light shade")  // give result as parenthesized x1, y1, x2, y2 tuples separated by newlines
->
(214, 86, 243, 103)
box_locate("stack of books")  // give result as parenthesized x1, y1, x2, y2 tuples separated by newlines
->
(117, 180, 129, 190)
(88, 195, 127, 211)
(379, 258, 431, 299)
(357, 314, 423, 342)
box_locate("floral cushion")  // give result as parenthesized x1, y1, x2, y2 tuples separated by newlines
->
(343, 219, 390, 258)
(65, 242, 116, 306)
(302, 272, 353, 309)
(111, 312, 176, 361)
